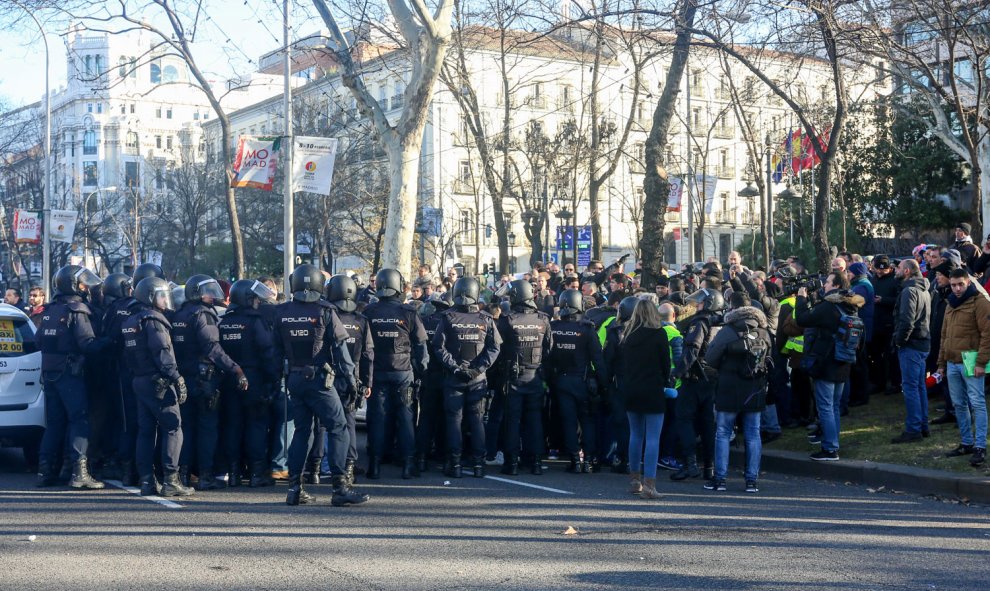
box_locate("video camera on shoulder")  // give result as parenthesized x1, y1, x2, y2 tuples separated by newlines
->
(779, 273, 822, 297)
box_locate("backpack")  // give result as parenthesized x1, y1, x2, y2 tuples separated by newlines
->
(735, 327, 772, 380)
(833, 310, 864, 363)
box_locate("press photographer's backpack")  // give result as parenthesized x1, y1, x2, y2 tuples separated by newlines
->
(833, 310, 864, 363)
(736, 327, 772, 380)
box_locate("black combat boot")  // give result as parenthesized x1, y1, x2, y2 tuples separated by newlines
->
(367, 457, 382, 480)
(249, 462, 275, 488)
(610, 457, 630, 474)
(161, 471, 194, 497)
(566, 454, 584, 474)
(139, 474, 160, 496)
(531, 459, 544, 476)
(285, 474, 316, 506)
(36, 461, 57, 487)
(228, 463, 242, 488)
(471, 458, 485, 478)
(587, 457, 601, 473)
(414, 454, 428, 474)
(444, 454, 463, 478)
(197, 471, 223, 491)
(501, 455, 519, 475)
(58, 460, 72, 484)
(101, 457, 122, 480)
(121, 461, 139, 487)
(401, 457, 419, 479)
(331, 475, 370, 507)
(670, 456, 702, 481)
(70, 457, 105, 489)
(345, 459, 357, 485)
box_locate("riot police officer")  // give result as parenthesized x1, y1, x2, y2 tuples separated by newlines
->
(670, 288, 724, 481)
(548, 289, 606, 473)
(273, 264, 369, 506)
(218, 280, 281, 488)
(496, 280, 552, 476)
(325, 274, 374, 485)
(35, 265, 109, 489)
(361, 269, 428, 480)
(415, 292, 451, 473)
(433, 277, 501, 478)
(171, 274, 247, 490)
(122, 277, 193, 497)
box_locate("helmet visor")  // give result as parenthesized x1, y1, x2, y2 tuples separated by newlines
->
(73, 268, 103, 289)
(686, 288, 710, 305)
(152, 286, 175, 312)
(195, 278, 226, 302)
(249, 280, 277, 303)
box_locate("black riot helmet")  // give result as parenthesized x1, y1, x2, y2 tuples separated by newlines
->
(326, 274, 358, 313)
(557, 289, 584, 318)
(686, 287, 725, 313)
(375, 268, 403, 299)
(104, 273, 133, 300)
(290, 264, 324, 303)
(507, 279, 535, 309)
(184, 274, 225, 304)
(618, 296, 639, 322)
(134, 277, 175, 312)
(53, 265, 102, 297)
(230, 279, 276, 310)
(452, 277, 481, 307)
(132, 263, 165, 286)
(171, 285, 186, 309)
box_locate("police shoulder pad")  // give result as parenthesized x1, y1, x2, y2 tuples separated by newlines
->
(66, 300, 92, 315)
(317, 299, 335, 310)
(535, 310, 551, 321)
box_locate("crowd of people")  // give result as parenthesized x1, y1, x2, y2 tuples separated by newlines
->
(16, 221, 990, 505)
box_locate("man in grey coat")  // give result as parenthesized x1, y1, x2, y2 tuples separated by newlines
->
(892, 259, 932, 443)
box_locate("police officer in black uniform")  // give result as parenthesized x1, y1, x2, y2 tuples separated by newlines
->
(35, 265, 108, 489)
(415, 292, 451, 473)
(326, 274, 374, 485)
(219, 280, 281, 488)
(98, 272, 135, 483)
(122, 276, 193, 497)
(361, 269, 428, 480)
(171, 274, 248, 490)
(273, 264, 369, 506)
(548, 289, 606, 473)
(670, 287, 724, 482)
(433, 277, 502, 478)
(496, 280, 552, 476)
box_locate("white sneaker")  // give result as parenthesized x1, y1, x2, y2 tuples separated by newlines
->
(485, 451, 504, 466)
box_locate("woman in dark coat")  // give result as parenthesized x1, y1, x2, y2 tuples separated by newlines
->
(618, 299, 670, 499)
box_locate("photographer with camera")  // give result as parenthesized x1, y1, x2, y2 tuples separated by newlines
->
(775, 266, 815, 428)
(795, 272, 866, 461)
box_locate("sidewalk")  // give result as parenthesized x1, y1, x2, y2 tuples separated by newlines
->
(732, 447, 990, 503)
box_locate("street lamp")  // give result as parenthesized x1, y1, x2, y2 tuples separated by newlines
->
(555, 208, 572, 265)
(738, 182, 762, 263)
(83, 186, 117, 270)
(508, 231, 517, 274)
(778, 184, 803, 248)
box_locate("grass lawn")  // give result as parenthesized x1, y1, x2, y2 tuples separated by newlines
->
(765, 390, 990, 475)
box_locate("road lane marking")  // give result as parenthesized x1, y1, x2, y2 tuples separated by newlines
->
(480, 474, 574, 495)
(105, 479, 184, 509)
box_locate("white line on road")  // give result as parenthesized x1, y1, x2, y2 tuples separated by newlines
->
(481, 474, 575, 495)
(105, 479, 184, 509)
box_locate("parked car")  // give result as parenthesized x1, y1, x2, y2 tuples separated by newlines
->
(0, 303, 42, 467)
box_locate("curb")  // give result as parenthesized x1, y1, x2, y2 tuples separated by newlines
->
(729, 448, 990, 503)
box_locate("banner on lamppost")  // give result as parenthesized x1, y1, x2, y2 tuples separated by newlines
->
(49, 210, 79, 243)
(667, 177, 683, 212)
(231, 136, 282, 190)
(292, 136, 338, 195)
(13, 209, 42, 244)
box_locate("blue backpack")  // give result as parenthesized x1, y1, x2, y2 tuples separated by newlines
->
(833, 310, 864, 363)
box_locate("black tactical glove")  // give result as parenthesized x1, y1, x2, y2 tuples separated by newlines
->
(175, 376, 188, 405)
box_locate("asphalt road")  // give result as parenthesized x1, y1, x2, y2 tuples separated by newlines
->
(1, 447, 988, 591)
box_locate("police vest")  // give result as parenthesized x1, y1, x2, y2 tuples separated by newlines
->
(442, 309, 491, 364)
(505, 309, 550, 370)
(662, 323, 683, 388)
(550, 318, 595, 375)
(363, 300, 415, 372)
(275, 300, 329, 367)
(780, 296, 805, 354)
(122, 308, 171, 377)
(171, 303, 219, 372)
(421, 311, 445, 374)
(37, 298, 90, 372)
(218, 309, 262, 369)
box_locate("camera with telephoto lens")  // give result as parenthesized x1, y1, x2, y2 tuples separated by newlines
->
(780, 273, 822, 297)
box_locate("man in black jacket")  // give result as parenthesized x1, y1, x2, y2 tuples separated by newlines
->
(952, 223, 982, 271)
(795, 272, 865, 461)
(869, 255, 900, 394)
(892, 259, 932, 443)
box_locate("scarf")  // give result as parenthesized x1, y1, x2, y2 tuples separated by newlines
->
(947, 283, 978, 308)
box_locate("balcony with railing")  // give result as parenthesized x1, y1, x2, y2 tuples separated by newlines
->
(715, 210, 736, 224)
(664, 211, 681, 223)
(452, 178, 475, 194)
(715, 165, 735, 179)
(391, 94, 404, 110)
(714, 86, 733, 101)
(528, 95, 547, 109)
(741, 212, 759, 226)
(713, 126, 735, 139)
(690, 83, 704, 98)
(628, 159, 645, 174)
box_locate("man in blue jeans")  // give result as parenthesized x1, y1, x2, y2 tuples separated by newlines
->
(892, 259, 932, 443)
(795, 272, 866, 461)
(937, 268, 990, 467)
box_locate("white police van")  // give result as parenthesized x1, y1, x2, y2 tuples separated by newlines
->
(0, 303, 43, 466)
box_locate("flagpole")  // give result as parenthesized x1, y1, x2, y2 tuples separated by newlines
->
(685, 53, 694, 265)
(282, 0, 294, 295)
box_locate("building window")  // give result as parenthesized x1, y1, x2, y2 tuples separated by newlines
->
(163, 64, 179, 83)
(155, 170, 165, 190)
(193, 112, 200, 120)
(166, 136, 173, 150)
(96, 103, 103, 114)
(125, 161, 139, 187)
(83, 162, 98, 187)
(87, 103, 93, 113)
(166, 108, 173, 119)
(84, 55, 92, 77)
(118, 56, 128, 78)
(460, 209, 476, 244)
(95, 55, 104, 76)
(83, 130, 97, 156)
(151, 63, 161, 84)
(156, 107, 162, 118)
(120, 104, 126, 115)
(155, 135, 162, 149)
(126, 131, 139, 149)
(130, 103, 135, 114)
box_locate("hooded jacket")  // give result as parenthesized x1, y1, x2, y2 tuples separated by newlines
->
(894, 275, 931, 352)
(795, 290, 866, 383)
(705, 306, 773, 412)
(937, 283, 990, 368)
